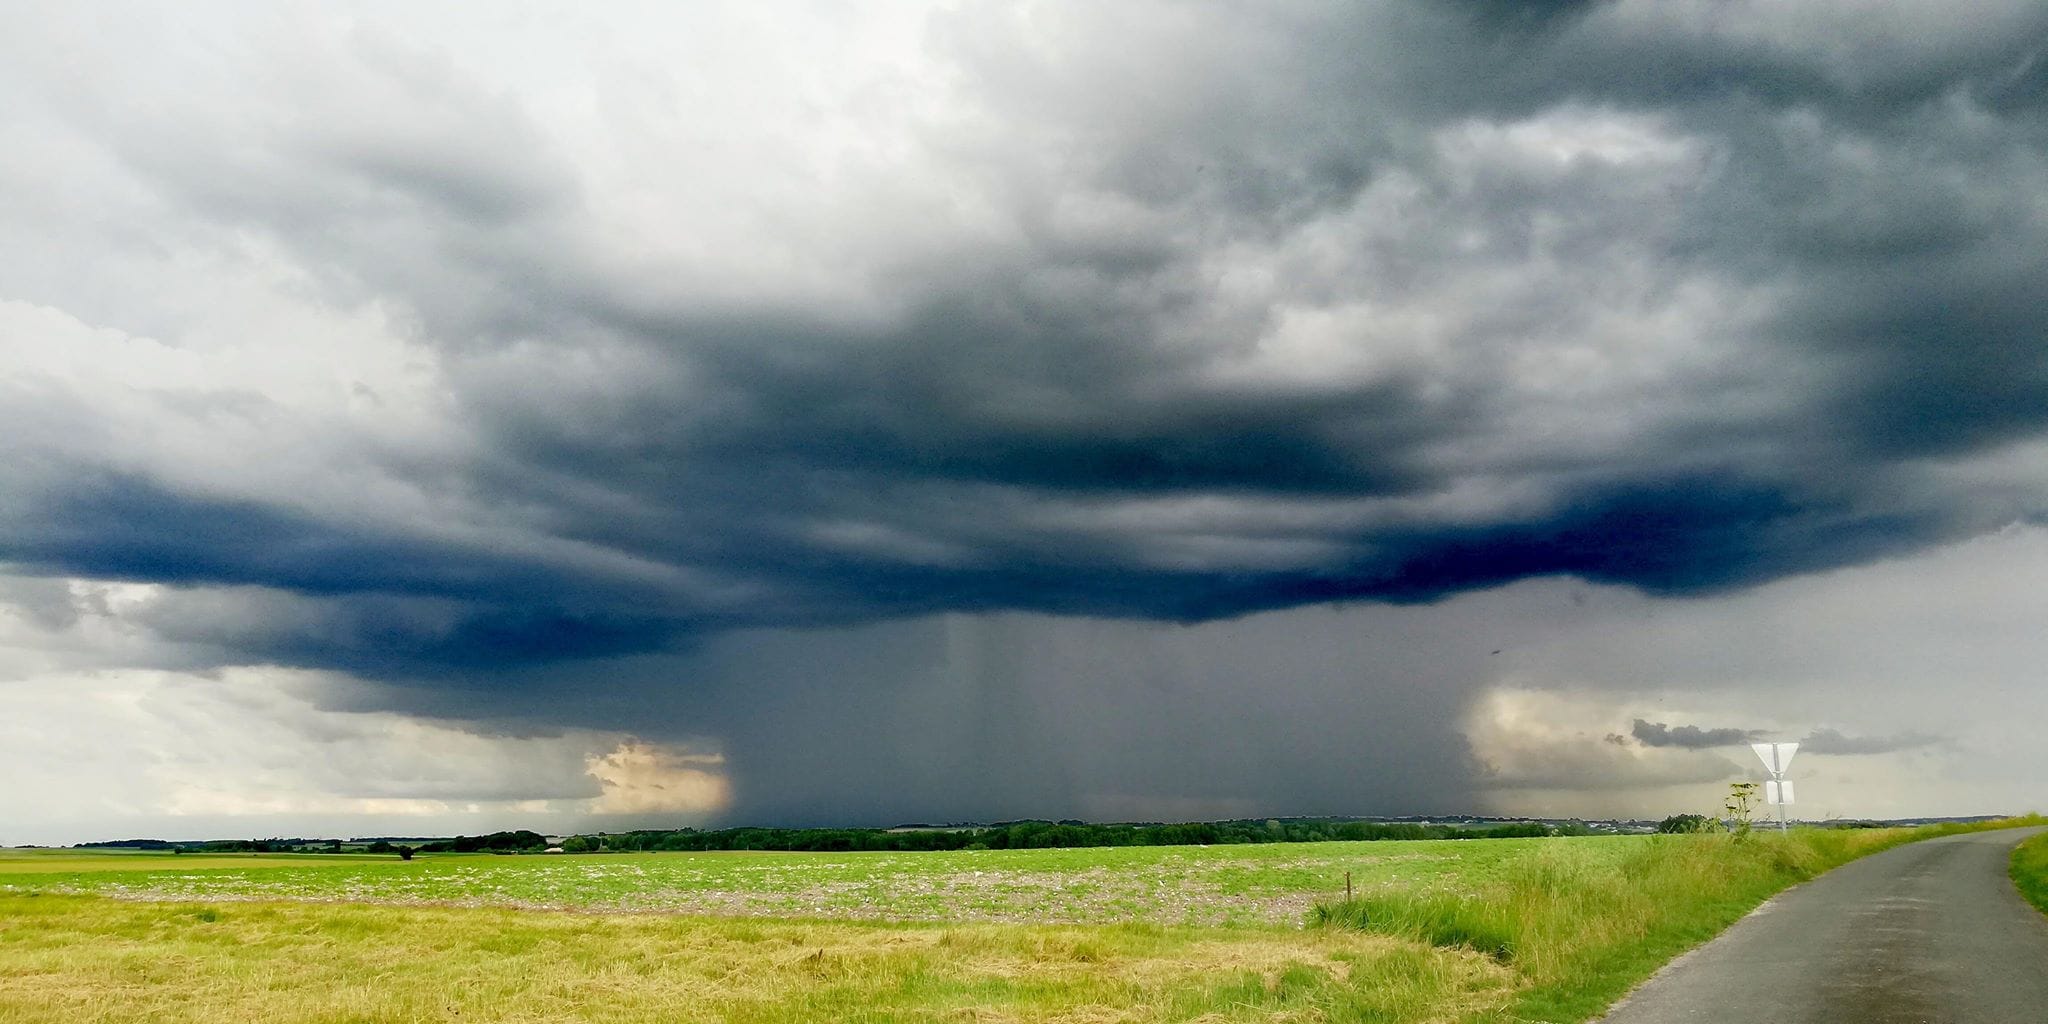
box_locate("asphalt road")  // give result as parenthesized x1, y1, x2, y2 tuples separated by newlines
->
(1598, 827, 2048, 1024)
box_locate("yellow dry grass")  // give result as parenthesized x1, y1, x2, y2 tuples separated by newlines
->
(0, 893, 1512, 1024)
(0, 851, 381, 874)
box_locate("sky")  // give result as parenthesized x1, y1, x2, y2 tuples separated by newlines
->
(2, 1, 2046, 845)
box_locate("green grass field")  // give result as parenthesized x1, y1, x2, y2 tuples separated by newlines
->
(2, 820, 2038, 1024)
(0, 837, 1605, 927)
(2013, 831, 2048, 917)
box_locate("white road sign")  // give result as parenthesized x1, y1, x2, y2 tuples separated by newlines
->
(1752, 741, 1799, 775)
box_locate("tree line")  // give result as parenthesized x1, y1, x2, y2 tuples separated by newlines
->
(579, 818, 1569, 853)
(88, 819, 1587, 858)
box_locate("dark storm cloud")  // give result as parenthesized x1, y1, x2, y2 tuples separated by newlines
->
(1798, 727, 1943, 756)
(308, 609, 1498, 826)
(0, 473, 696, 676)
(5, 2, 2048, 691)
(1631, 718, 1764, 750)
(11, 473, 514, 599)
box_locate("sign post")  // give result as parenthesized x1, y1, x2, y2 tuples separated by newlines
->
(1751, 742, 1799, 832)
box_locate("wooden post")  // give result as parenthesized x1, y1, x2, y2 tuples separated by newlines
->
(1345, 870, 1352, 900)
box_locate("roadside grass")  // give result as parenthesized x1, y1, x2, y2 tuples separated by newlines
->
(2013, 830, 2048, 917)
(1309, 817, 2047, 1023)
(0, 891, 1515, 1024)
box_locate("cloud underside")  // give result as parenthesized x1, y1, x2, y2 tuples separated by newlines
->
(3, 2, 2047, 688)
(6, 523, 2044, 837)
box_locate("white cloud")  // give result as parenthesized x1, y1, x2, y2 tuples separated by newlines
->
(0, 654, 727, 844)
(585, 741, 732, 815)
(1464, 687, 1744, 792)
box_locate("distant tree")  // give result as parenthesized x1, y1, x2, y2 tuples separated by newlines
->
(561, 835, 596, 854)
(449, 830, 548, 853)
(366, 841, 395, 854)
(1657, 814, 1714, 834)
(396, 845, 416, 861)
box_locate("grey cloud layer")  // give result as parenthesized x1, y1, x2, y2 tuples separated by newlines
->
(1630, 719, 1764, 749)
(1798, 727, 1943, 756)
(3, 2, 2047, 822)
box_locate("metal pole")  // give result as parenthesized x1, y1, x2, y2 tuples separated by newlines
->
(1775, 772, 1787, 833)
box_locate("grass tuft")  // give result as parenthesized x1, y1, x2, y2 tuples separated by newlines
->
(1308, 894, 1519, 961)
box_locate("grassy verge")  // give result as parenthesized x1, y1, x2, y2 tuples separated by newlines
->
(2013, 830, 2048, 917)
(1310, 817, 2046, 1023)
